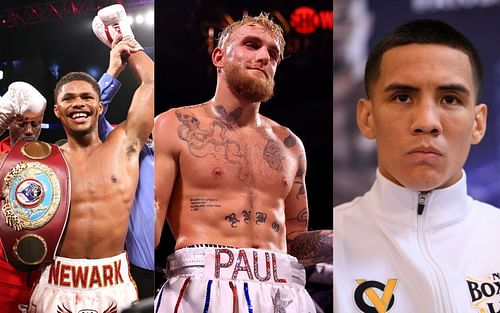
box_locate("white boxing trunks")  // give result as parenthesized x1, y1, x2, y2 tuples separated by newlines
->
(155, 246, 316, 313)
(28, 252, 138, 313)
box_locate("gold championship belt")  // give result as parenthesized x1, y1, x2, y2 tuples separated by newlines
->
(0, 140, 70, 271)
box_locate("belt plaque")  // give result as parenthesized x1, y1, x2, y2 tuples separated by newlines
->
(0, 140, 70, 271)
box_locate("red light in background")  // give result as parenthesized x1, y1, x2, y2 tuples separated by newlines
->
(318, 11, 333, 30)
(290, 7, 333, 35)
(291, 7, 319, 34)
(49, 4, 62, 19)
(71, 1, 78, 14)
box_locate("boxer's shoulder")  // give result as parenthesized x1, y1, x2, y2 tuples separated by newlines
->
(261, 116, 305, 153)
(261, 115, 293, 135)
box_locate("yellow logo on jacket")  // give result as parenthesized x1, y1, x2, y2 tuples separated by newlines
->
(354, 279, 398, 313)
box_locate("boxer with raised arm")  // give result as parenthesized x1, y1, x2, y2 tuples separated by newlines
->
(0, 26, 134, 313)
(27, 5, 154, 312)
(93, 9, 155, 299)
(154, 13, 331, 312)
(0, 67, 134, 313)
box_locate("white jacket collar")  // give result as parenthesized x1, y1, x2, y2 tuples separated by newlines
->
(360, 169, 472, 229)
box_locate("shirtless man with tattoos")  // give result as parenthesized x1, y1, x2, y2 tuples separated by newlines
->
(154, 13, 332, 313)
(27, 25, 154, 312)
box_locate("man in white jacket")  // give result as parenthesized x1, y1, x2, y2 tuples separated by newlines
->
(334, 19, 500, 313)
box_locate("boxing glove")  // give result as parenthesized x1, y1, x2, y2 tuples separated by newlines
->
(0, 81, 46, 135)
(92, 4, 143, 51)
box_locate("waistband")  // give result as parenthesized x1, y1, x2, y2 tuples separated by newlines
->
(167, 247, 306, 286)
(40, 252, 131, 289)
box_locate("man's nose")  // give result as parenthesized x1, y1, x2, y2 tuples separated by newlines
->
(24, 123, 34, 136)
(255, 47, 270, 65)
(411, 101, 442, 136)
(70, 101, 86, 109)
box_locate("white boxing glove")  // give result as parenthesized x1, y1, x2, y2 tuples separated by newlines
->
(0, 81, 46, 135)
(92, 4, 143, 51)
(1, 81, 46, 117)
(92, 15, 113, 47)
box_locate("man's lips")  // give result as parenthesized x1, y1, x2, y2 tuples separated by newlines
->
(68, 111, 91, 124)
(248, 67, 268, 78)
(408, 146, 443, 160)
(69, 110, 91, 118)
(20, 136, 36, 142)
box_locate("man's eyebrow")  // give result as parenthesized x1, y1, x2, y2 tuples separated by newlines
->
(383, 83, 419, 93)
(61, 91, 95, 98)
(61, 92, 77, 98)
(242, 35, 279, 54)
(383, 83, 471, 96)
(437, 84, 470, 96)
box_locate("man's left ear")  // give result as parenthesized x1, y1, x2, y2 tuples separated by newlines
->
(357, 98, 376, 140)
(212, 47, 225, 70)
(53, 104, 60, 119)
(98, 101, 104, 116)
(472, 103, 487, 144)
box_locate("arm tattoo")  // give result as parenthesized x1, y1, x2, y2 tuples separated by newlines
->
(294, 155, 305, 199)
(286, 208, 308, 227)
(295, 184, 306, 199)
(225, 213, 240, 228)
(288, 230, 333, 266)
(283, 133, 297, 148)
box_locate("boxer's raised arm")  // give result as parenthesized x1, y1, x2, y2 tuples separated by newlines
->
(92, 4, 152, 147)
(121, 50, 154, 147)
(97, 38, 124, 141)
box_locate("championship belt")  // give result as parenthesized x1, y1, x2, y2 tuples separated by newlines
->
(0, 140, 70, 271)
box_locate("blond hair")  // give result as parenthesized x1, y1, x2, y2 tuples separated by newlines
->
(217, 12, 285, 61)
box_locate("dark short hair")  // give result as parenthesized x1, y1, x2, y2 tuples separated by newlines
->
(54, 72, 101, 102)
(364, 19, 483, 102)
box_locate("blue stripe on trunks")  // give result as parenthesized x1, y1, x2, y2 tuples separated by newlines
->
(244, 282, 254, 313)
(154, 283, 165, 312)
(203, 279, 213, 313)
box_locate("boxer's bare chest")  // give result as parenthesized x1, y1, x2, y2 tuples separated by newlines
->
(174, 108, 298, 202)
(62, 146, 134, 210)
